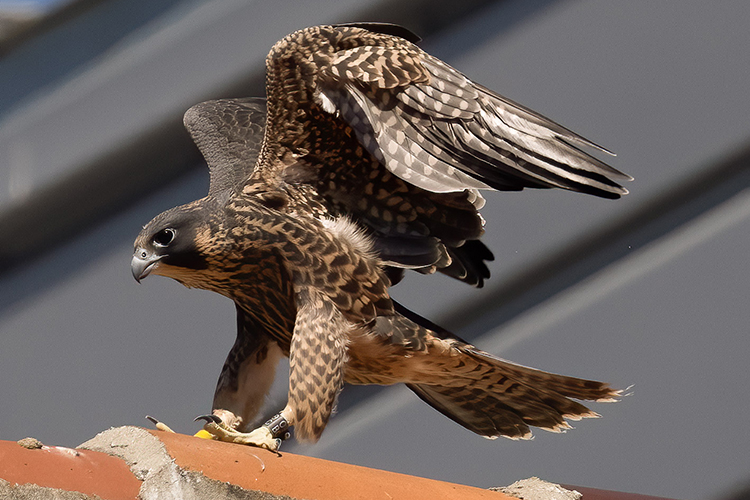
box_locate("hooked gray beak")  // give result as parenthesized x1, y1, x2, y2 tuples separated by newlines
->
(131, 249, 162, 283)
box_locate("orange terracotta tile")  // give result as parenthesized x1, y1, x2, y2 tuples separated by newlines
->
(150, 430, 510, 500)
(2, 429, 679, 500)
(0, 438, 140, 500)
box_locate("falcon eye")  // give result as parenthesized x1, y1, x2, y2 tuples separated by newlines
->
(153, 228, 176, 247)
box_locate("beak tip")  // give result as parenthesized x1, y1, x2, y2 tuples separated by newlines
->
(131, 250, 160, 283)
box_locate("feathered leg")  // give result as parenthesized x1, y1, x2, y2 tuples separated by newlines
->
(200, 289, 350, 449)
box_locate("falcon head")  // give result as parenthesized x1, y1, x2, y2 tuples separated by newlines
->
(131, 204, 210, 283)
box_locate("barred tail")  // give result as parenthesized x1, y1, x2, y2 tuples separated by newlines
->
(407, 347, 620, 440)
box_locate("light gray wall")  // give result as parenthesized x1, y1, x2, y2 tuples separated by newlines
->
(1, 1, 749, 499)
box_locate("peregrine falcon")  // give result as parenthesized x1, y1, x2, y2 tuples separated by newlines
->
(132, 23, 629, 450)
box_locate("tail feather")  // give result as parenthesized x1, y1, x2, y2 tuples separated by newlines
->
(408, 382, 534, 439)
(465, 347, 621, 403)
(406, 345, 620, 439)
(394, 302, 620, 439)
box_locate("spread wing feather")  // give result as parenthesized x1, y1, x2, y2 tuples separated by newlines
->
(317, 36, 630, 199)
(183, 97, 267, 198)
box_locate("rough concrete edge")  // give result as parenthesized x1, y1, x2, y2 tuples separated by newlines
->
(490, 477, 582, 500)
(78, 426, 170, 482)
(77, 426, 294, 500)
(0, 477, 104, 500)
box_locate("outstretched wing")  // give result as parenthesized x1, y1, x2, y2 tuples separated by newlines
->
(255, 24, 630, 287)
(183, 97, 267, 199)
(314, 24, 631, 199)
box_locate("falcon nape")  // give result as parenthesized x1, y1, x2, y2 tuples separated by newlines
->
(132, 23, 629, 451)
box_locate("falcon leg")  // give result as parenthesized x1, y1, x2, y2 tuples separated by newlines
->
(198, 290, 349, 449)
(197, 407, 294, 452)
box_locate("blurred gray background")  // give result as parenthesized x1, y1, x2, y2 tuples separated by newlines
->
(1, 1, 749, 499)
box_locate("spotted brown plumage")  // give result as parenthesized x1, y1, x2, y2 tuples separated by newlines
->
(132, 23, 629, 449)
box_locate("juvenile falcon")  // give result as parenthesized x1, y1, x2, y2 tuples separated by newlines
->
(132, 23, 630, 450)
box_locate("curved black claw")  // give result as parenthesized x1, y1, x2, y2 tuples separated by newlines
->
(194, 414, 222, 424)
(273, 438, 283, 452)
(145, 415, 176, 433)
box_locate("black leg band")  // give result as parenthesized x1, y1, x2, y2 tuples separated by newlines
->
(263, 412, 291, 440)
